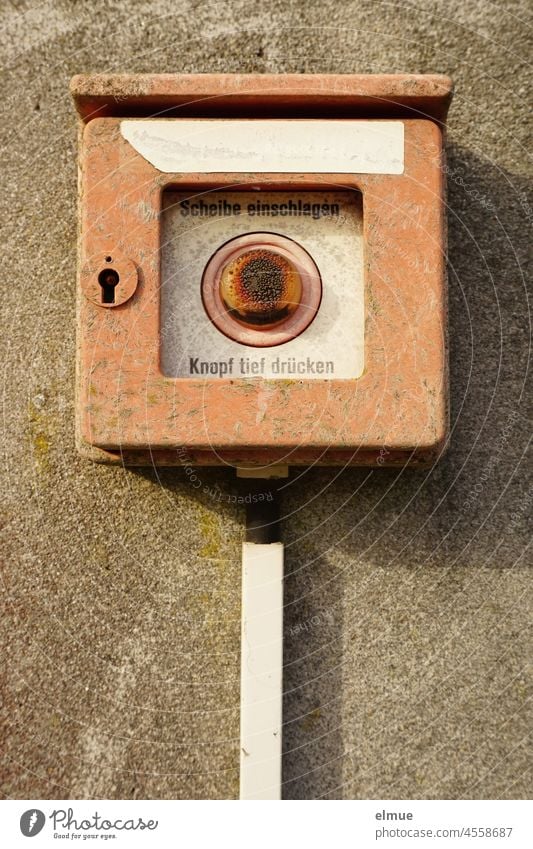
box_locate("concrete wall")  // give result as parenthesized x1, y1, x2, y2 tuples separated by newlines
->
(1, 0, 531, 799)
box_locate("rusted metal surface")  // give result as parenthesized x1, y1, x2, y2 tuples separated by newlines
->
(202, 233, 322, 347)
(74, 75, 452, 466)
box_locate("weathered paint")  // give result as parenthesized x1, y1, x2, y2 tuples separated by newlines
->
(73, 74, 452, 467)
(120, 119, 405, 174)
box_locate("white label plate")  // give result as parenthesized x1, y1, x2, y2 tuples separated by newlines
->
(121, 119, 404, 174)
(161, 190, 364, 380)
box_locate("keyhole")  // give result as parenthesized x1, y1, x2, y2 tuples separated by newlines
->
(98, 268, 120, 304)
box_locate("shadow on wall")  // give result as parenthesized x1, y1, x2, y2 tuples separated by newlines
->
(280, 143, 532, 799)
(133, 144, 531, 800)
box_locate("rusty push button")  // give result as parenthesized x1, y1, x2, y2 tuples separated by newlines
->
(201, 233, 322, 347)
(220, 247, 302, 328)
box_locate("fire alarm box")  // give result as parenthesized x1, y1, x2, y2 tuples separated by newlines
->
(71, 73, 453, 467)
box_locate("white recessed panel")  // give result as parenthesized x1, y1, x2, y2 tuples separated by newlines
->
(161, 190, 364, 380)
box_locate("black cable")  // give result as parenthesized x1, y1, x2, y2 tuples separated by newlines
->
(243, 478, 282, 544)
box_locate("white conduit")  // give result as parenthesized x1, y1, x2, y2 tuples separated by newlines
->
(239, 541, 284, 800)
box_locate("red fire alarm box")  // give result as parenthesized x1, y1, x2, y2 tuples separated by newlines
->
(71, 73, 453, 468)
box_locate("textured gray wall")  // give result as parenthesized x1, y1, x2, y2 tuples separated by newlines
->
(1, 0, 531, 800)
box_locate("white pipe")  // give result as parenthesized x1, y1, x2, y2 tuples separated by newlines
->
(240, 541, 284, 800)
